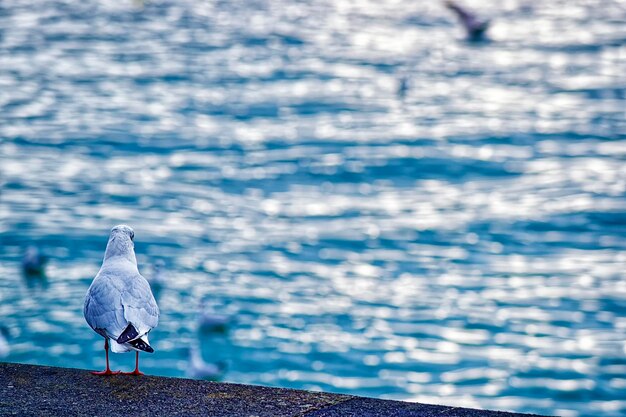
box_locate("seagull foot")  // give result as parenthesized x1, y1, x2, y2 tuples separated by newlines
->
(91, 369, 121, 376)
(121, 370, 144, 376)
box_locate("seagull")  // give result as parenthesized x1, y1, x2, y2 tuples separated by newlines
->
(22, 245, 48, 277)
(444, 0, 490, 41)
(84, 225, 159, 376)
(185, 341, 227, 380)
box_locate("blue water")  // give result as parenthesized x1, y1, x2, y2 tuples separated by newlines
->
(1, 0, 626, 415)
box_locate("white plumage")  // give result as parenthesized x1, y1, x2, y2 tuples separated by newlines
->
(84, 225, 159, 374)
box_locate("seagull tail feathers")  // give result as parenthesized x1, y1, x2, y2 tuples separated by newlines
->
(129, 337, 154, 353)
(117, 323, 139, 344)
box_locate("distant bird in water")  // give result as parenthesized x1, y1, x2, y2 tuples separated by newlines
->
(185, 342, 227, 381)
(397, 75, 409, 99)
(84, 225, 160, 376)
(149, 259, 166, 293)
(198, 299, 231, 334)
(0, 326, 10, 359)
(22, 245, 48, 277)
(444, 0, 490, 41)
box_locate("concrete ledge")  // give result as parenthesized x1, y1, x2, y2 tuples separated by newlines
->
(0, 362, 547, 416)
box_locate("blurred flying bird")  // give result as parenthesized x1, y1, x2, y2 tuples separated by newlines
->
(84, 225, 159, 376)
(185, 341, 227, 380)
(22, 245, 48, 277)
(445, 0, 490, 41)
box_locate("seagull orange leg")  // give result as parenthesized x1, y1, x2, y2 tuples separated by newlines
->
(92, 339, 120, 376)
(122, 351, 144, 376)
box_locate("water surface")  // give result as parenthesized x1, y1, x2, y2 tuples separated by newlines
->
(1, 1, 626, 416)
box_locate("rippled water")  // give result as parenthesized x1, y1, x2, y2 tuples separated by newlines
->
(1, 0, 626, 415)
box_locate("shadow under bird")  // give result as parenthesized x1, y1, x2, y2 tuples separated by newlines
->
(84, 225, 160, 376)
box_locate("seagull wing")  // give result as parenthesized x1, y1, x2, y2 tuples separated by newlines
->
(120, 272, 159, 338)
(84, 272, 127, 339)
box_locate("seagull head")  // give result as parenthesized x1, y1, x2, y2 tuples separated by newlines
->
(103, 224, 137, 263)
(111, 224, 135, 240)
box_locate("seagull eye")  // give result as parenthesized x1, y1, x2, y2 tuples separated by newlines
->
(130, 231, 135, 240)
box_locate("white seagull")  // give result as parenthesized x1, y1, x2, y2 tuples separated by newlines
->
(84, 225, 159, 376)
(186, 341, 227, 381)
